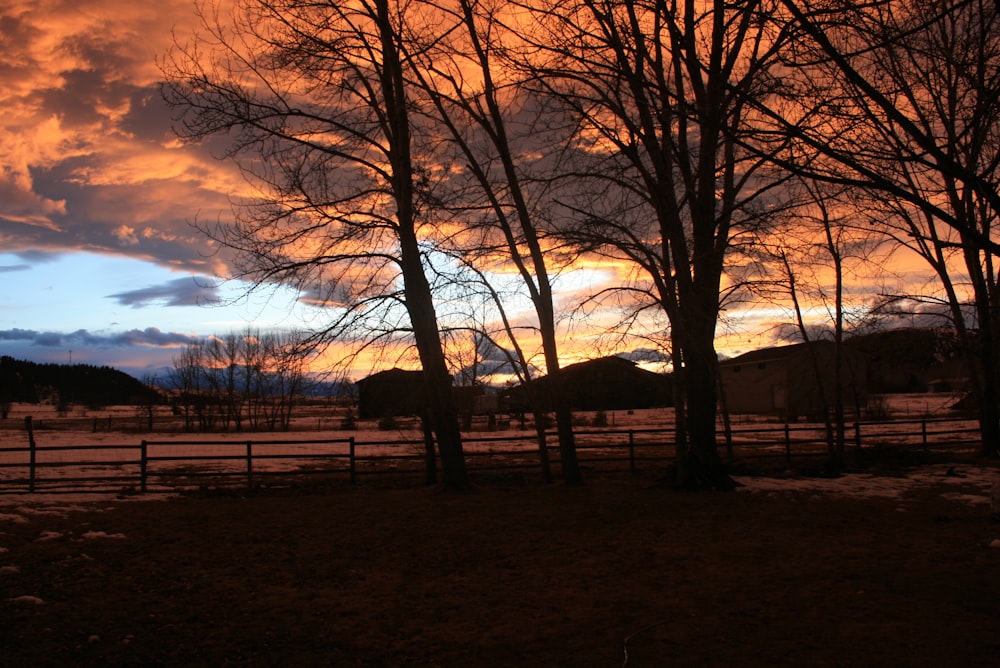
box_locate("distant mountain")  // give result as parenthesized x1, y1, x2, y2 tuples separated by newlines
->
(0, 356, 161, 408)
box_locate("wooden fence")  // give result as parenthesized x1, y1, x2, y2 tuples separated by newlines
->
(0, 417, 983, 494)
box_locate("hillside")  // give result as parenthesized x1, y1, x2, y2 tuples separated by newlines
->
(0, 356, 159, 411)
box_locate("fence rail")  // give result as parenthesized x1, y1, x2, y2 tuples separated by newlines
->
(0, 416, 983, 494)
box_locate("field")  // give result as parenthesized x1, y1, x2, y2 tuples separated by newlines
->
(3, 398, 1000, 666)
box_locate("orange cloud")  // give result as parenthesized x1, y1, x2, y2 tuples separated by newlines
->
(0, 0, 241, 268)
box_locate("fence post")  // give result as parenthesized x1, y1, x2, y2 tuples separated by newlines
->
(140, 440, 148, 493)
(628, 430, 636, 475)
(246, 441, 254, 488)
(921, 419, 928, 449)
(26, 416, 36, 492)
(349, 436, 356, 485)
(784, 423, 791, 467)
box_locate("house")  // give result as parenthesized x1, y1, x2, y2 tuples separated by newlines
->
(356, 369, 486, 422)
(356, 369, 427, 419)
(849, 327, 963, 393)
(500, 356, 672, 413)
(718, 341, 867, 420)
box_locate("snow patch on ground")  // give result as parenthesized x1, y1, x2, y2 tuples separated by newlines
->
(35, 530, 64, 542)
(80, 531, 126, 540)
(22, 504, 111, 516)
(940, 492, 990, 507)
(32, 529, 126, 542)
(736, 464, 999, 505)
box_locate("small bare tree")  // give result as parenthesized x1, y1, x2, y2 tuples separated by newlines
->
(755, 180, 888, 467)
(167, 342, 206, 432)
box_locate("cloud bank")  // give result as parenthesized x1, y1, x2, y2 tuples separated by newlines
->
(0, 0, 240, 276)
(0, 326, 198, 349)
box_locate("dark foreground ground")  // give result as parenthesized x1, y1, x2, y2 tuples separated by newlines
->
(3, 466, 1000, 667)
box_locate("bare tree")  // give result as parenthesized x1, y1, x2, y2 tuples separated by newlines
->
(168, 342, 206, 432)
(777, 0, 1000, 240)
(162, 0, 468, 487)
(512, 0, 795, 489)
(241, 329, 266, 431)
(445, 258, 557, 481)
(773, 0, 1000, 454)
(256, 332, 311, 431)
(139, 373, 161, 432)
(205, 333, 245, 431)
(405, 0, 582, 483)
(755, 181, 888, 466)
(167, 329, 316, 432)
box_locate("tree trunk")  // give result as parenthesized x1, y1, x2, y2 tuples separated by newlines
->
(379, 0, 467, 490)
(421, 416, 437, 486)
(400, 242, 468, 491)
(542, 344, 582, 484)
(670, 304, 735, 491)
(674, 346, 734, 491)
(533, 418, 553, 483)
(974, 300, 1000, 458)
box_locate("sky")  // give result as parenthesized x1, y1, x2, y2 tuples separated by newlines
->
(0, 0, 361, 377)
(0, 1, 938, 382)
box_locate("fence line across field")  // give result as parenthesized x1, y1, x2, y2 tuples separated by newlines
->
(0, 416, 983, 494)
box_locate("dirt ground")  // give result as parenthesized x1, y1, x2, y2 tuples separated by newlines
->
(3, 465, 1000, 667)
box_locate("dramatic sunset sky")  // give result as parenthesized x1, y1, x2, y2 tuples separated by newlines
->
(0, 1, 933, 381)
(0, 0, 354, 376)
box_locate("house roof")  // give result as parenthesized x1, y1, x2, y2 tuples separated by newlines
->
(561, 355, 641, 373)
(720, 341, 833, 367)
(509, 355, 666, 387)
(356, 368, 422, 385)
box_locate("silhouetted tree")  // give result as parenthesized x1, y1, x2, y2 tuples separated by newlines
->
(771, 0, 1000, 455)
(407, 0, 581, 482)
(750, 179, 890, 467)
(163, 0, 468, 487)
(512, 0, 795, 489)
